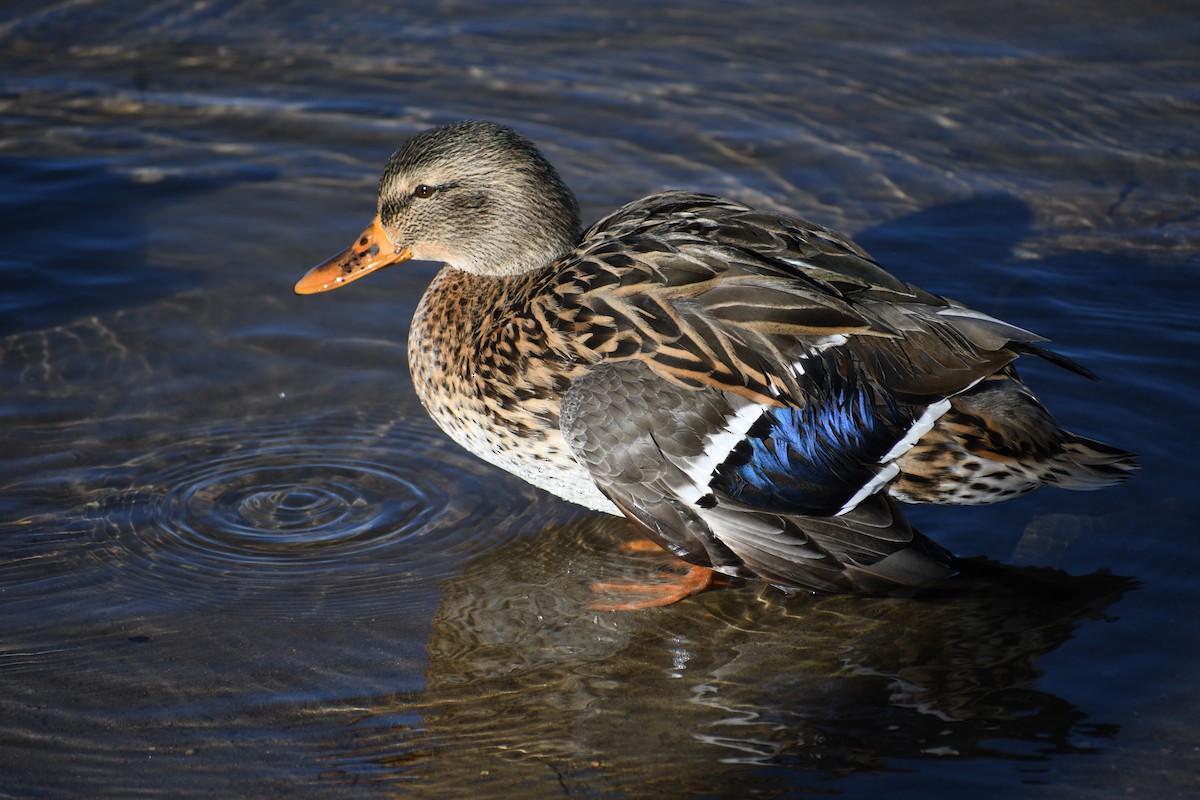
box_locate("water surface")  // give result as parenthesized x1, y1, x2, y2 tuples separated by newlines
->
(2, 2, 1197, 797)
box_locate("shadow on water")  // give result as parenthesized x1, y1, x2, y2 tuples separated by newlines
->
(320, 516, 1135, 797)
(855, 192, 1034, 286)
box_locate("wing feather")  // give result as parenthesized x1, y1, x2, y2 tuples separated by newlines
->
(560, 360, 956, 593)
(560, 191, 1049, 407)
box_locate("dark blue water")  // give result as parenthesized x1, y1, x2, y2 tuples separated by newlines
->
(2, 2, 1198, 797)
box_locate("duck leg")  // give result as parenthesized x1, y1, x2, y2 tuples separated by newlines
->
(590, 538, 717, 610)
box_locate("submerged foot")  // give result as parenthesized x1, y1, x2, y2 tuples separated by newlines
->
(590, 538, 718, 610)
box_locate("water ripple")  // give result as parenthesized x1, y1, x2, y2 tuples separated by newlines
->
(143, 433, 437, 568)
(3, 411, 546, 615)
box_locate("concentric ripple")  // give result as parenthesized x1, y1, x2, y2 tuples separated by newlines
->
(5, 410, 554, 614)
(160, 448, 437, 565)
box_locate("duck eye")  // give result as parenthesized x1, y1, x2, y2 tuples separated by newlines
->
(413, 184, 435, 199)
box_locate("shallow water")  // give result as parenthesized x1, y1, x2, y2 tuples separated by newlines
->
(2, 1, 1198, 797)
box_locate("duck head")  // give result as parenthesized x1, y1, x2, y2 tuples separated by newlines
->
(295, 119, 582, 293)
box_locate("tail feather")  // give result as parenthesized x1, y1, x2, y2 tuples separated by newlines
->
(1048, 434, 1139, 490)
(891, 374, 1139, 505)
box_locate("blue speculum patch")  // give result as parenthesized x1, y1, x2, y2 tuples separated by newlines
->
(713, 360, 918, 515)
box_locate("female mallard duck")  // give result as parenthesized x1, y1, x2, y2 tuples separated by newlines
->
(295, 119, 1136, 605)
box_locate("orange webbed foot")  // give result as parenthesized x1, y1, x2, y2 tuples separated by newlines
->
(590, 538, 717, 610)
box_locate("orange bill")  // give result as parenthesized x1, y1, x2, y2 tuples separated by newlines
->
(294, 215, 412, 295)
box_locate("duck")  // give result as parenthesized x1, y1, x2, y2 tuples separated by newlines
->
(295, 119, 1137, 606)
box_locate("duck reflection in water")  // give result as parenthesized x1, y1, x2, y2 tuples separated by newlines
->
(318, 514, 1134, 795)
